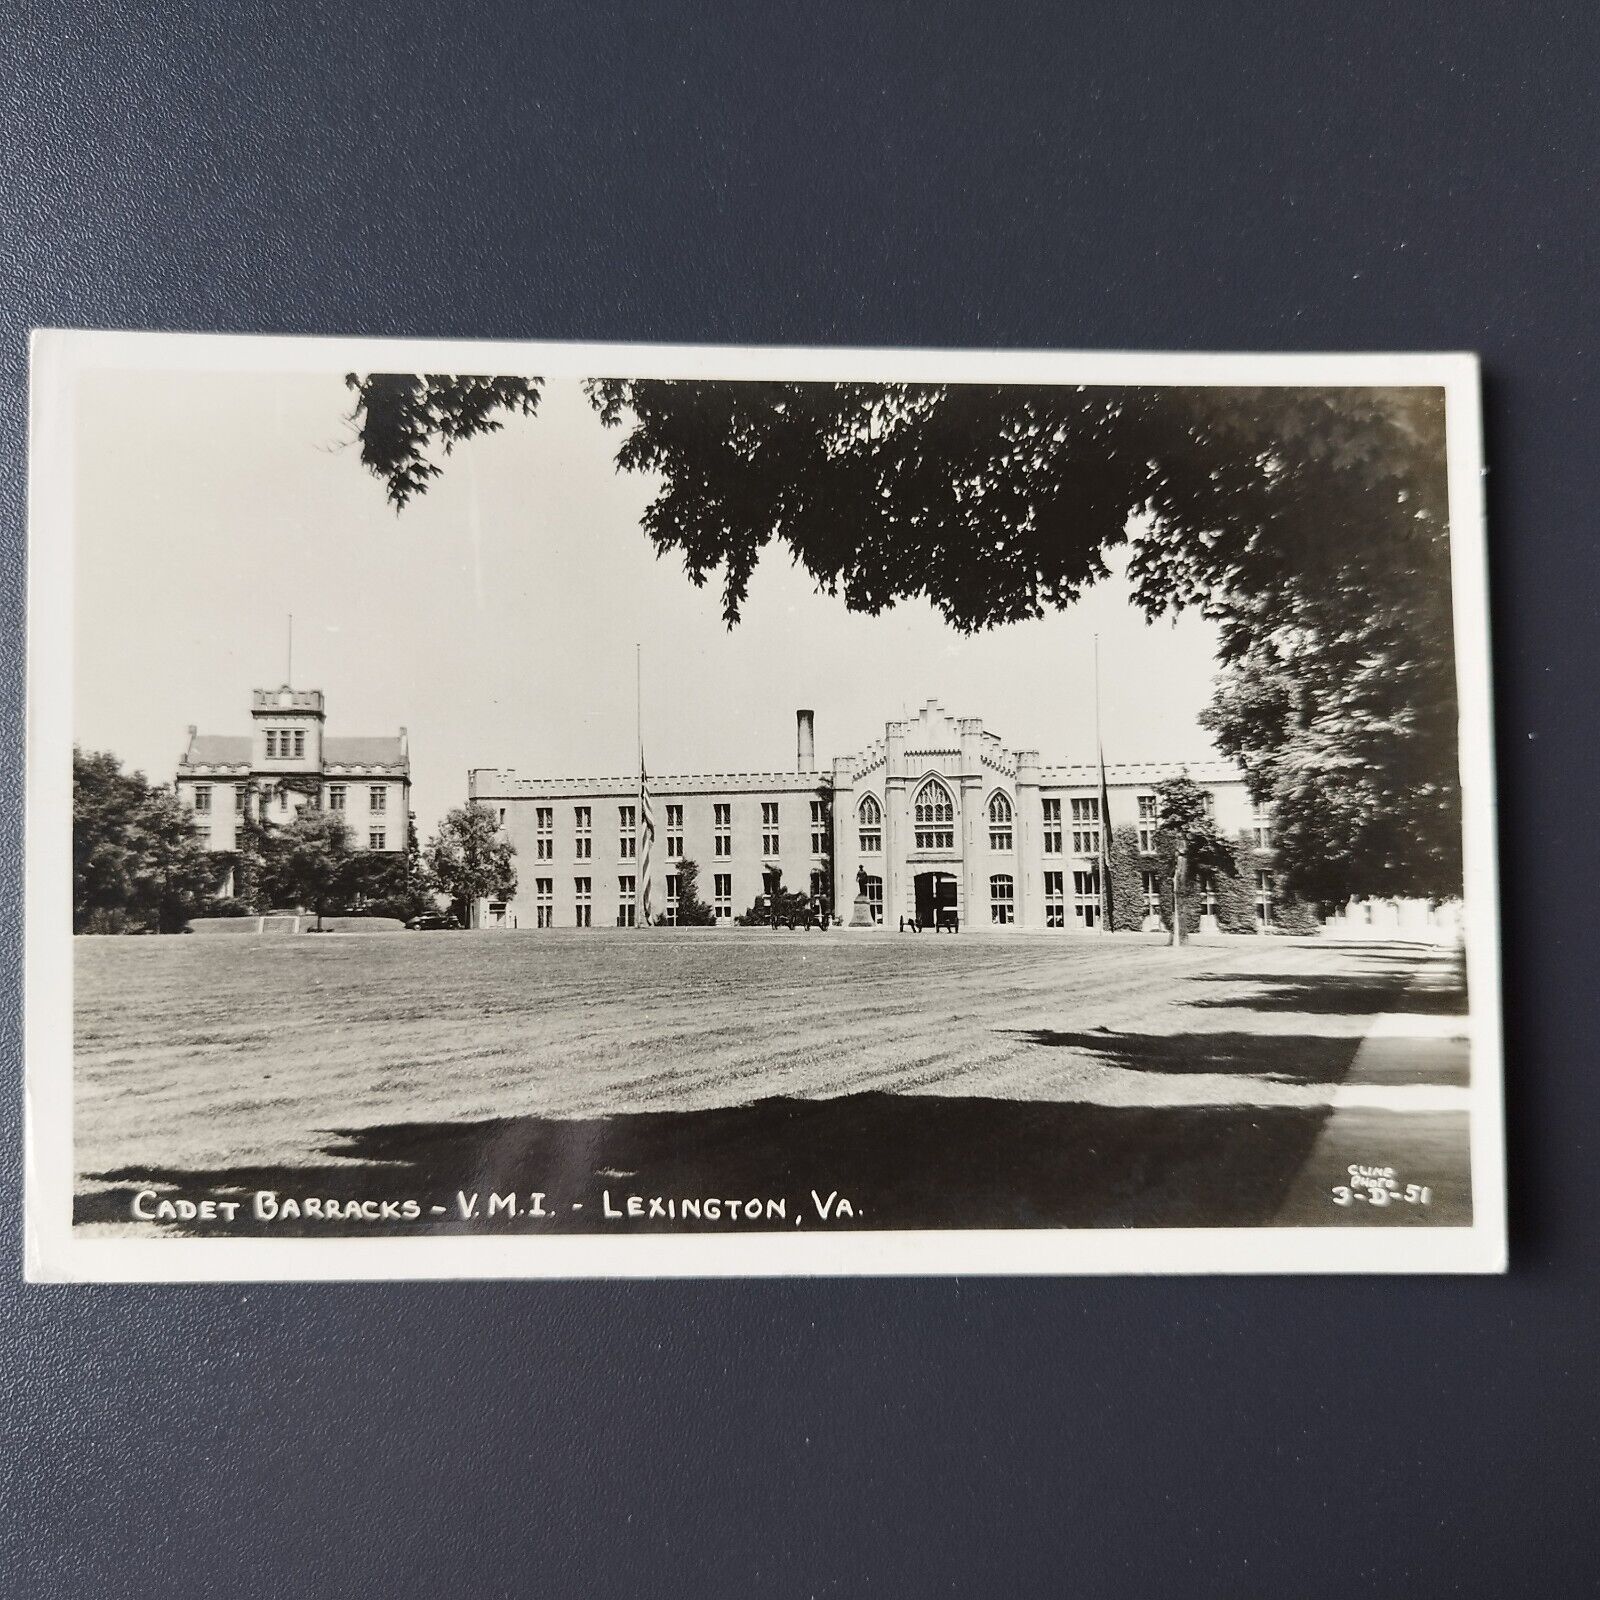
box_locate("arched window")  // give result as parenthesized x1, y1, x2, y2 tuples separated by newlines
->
(990, 874, 1015, 925)
(857, 794, 882, 854)
(914, 778, 955, 851)
(987, 791, 1013, 851)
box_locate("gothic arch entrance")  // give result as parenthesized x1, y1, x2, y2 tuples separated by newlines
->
(914, 870, 959, 930)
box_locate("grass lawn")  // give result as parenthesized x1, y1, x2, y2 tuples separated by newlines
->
(71, 928, 1471, 1234)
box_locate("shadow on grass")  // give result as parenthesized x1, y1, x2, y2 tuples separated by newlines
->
(1003, 1028, 1363, 1084)
(77, 1089, 1333, 1236)
(1188, 966, 1468, 1018)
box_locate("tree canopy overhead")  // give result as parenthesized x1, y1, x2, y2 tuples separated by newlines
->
(346, 372, 1460, 903)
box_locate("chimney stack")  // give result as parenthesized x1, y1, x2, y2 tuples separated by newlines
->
(796, 709, 816, 774)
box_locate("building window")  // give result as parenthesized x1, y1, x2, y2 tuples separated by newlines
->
(535, 806, 553, 860)
(278, 786, 288, 812)
(619, 804, 637, 860)
(1042, 798, 1062, 855)
(193, 784, 211, 813)
(264, 731, 276, 759)
(574, 876, 592, 927)
(370, 786, 386, 812)
(665, 804, 683, 858)
(1071, 797, 1101, 856)
(913, 778, 954, 851)
(1256, 869, 1275, 928)
(293, 729, 305, 758)
(665, 874, 680, 925)
(714, 803, 732, 858)
(535, 878, 553, 928)
(713, 872, 732, 921)
(858, 794, 882, 854)
(574, 806, 592, 860)
(990, 874, 1015, 925)
(810, 799, 828, 855)
(618, 875, 636, 927)
(235, 785, 247, 814)
(1044, 870, 1065, 929)
(761, 802, 780, 856)
(1142, 870, 1162, 920)
(369, 829, 386, 850)
(1200, 871, 1219, 919)
(1073, 868, 1101, 929)
(988, 792, 1013, 851)
(862, 875, 883, 923)
(1251, 802, 1273, 850)
(328, 784, 346, 811)
(1137, 793, 1160, 854)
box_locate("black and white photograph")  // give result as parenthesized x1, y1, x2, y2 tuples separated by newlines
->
(26, 332, 1503, 1278)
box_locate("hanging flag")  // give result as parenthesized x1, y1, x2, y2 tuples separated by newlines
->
(1098, 735, 1114, 933)
(639, 750, 656, 926)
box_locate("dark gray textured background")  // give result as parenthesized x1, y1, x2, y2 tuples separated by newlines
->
(2, 4, 1593, 1593)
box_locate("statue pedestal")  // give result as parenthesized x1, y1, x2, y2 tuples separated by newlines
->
(848, 893, 876, 928)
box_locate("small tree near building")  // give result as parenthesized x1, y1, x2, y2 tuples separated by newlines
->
(671, 858, 716, 926)
(426, 802, 517, 925)
(272, 807, 357, 930)
(1153, 776, 1239, 948)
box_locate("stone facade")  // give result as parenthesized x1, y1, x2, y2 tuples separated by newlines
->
(470, 701, 1269, 932)
(175, 686, 411, 894)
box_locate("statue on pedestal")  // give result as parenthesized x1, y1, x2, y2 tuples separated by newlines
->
(848, 863, 876, 928)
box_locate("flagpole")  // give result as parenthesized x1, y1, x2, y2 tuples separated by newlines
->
(1094, 632, 1110, 934)
(636, 643, 653, 929)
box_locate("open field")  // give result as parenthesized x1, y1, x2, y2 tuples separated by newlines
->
(71, 929, 1472, 1233)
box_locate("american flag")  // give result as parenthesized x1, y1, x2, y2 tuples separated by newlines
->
(639, 749, 656, 925)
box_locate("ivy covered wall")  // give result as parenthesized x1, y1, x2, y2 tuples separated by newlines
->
(1105, 824, 1320, 935)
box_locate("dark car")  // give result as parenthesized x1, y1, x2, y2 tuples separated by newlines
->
(405, 911, 463, 931)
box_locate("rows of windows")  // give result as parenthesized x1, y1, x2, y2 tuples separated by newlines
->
(188, 782, 392, 839)
(516, 864, 1281, 930)
(850, 786, 1260, 858)
(503, 789, 1269, 871)
(520, 800, 842, 862)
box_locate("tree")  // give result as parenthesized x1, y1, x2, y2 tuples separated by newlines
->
(426, 802, 517, 924)
(74, 748, 220, 933)
(1152, 776, 1239, 948)
(270, 807, 357, 930)
(671, 858, 715, 926)
(347, 375, 1457, 902)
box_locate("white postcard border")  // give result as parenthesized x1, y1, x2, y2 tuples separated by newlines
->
(25, 330, 1506, 1280)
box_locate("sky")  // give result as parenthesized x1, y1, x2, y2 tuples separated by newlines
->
(72, 371, 1227, 840)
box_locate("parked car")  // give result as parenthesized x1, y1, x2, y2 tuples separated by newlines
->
(405, 911, 463, 931)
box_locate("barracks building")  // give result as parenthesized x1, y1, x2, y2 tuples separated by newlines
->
(468, 701, 1275, 932)
(175, 686, 412, 895)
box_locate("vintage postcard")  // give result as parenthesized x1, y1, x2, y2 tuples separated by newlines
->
(25, 332, 1505, 1278)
